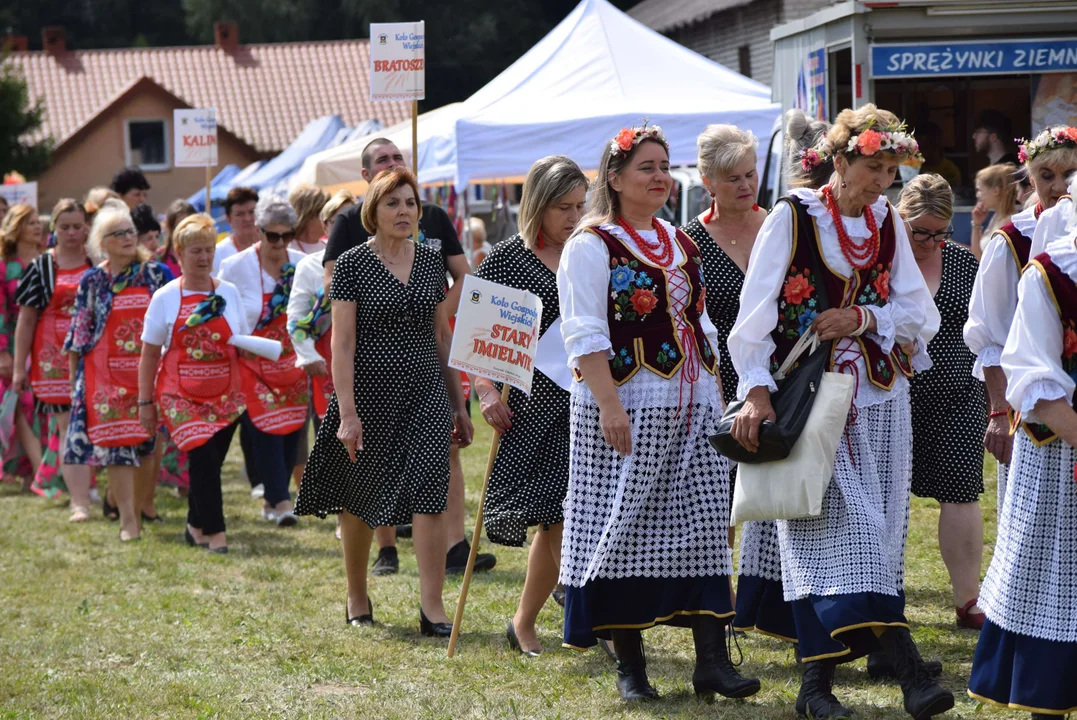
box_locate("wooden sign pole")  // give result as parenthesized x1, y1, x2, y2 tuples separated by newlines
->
(205, 164, 212, 216)
(447, 384, 511, 658)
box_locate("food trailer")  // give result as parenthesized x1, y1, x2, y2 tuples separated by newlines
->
(767, 0, 1077, 244)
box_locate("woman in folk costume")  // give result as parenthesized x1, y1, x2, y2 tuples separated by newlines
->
(965, 126, 1077, 511)
(967, 222, 1077, 719)
(63, 204, 172, 542)
(138, 215, 249, 554)
(287, 191, 356, 432)
(728, 104, 950, 720)
(13, 199, 94, 518)
(471, 155, 587, 657)
(557, 124, 760, 703)
(726, 109, 833, 654)
(218, 196, 308, 527)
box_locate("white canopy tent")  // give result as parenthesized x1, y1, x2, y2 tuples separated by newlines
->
(451, 0, 780, 188)
(293, 0, 780, 193)
(291, 103, 463, 192)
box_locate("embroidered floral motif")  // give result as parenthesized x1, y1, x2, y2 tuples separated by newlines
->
(695, 286, 707, 314)
(112, 317, 144, 354)
(180, 325, 227, 362)
(160, 390, 243, 424)
(656, 341, 679, 369)
(252, 379, 309, 411)
(856, 263, 892, 306)
(875, 358, 893, 382)
(777, 266, 819, 340)
(36, 345, 65, 379)
(1064, 320, 1077, 383)
(611, 347, 635, 371)
(609, 257, 658, 321)
(91, 386, 138, 422)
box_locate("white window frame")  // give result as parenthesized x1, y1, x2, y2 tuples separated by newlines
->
(123, 117, 170, 172)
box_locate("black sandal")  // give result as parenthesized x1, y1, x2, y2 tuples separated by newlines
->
(102, 496, 119, 521)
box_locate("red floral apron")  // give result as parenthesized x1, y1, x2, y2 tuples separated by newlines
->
(156, 287, 245, 451)
(240, 291, 309, 434)
(30, 260, 89, 405)
(311, 330, 334, 419)
(85, 285, 153, 447)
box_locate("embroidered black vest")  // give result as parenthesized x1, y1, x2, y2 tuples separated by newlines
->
(572, 225, 716, 386)
(770, 196, 913, 389)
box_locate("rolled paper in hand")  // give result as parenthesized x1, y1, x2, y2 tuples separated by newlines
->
(229, 334, 282, 361)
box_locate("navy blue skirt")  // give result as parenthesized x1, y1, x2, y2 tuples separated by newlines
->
(734, 575, 797, 643)
(792, 591, 908, 663)
(563, 575, 734, 650)
(968, 619, 1077, 715)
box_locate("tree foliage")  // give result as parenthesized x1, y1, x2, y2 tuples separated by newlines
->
(0, 58, 52, 178)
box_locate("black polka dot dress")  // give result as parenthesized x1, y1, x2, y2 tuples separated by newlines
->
(475, 236, 569, 547)
(295, 243, 452, 526)
(682, 218, 743, 406)
(910, 241, 986, 504)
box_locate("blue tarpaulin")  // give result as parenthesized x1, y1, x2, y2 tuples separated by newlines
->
(187, 163, 241, 212)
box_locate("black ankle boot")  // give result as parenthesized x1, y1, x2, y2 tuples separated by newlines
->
(866, 650, 943, 680)
(609, 630, 659, 701)
(877, 627, 955, 719)
(690, 616, 761, 701)
(795, 660, 856, 719)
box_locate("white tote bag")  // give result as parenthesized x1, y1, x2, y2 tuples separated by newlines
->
(729, 334, 855, 525)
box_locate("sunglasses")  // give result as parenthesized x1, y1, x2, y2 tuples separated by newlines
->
(105, 228, 137, 240)
(261, 229, 296, 243)
(910, 227, 953, 245)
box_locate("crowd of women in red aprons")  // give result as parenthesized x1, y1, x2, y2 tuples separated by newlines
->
(0, 169, 355, 552)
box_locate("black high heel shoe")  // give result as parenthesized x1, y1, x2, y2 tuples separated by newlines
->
(184, 527, 209, 548)
(507, 619, 541, 657)
(102, 497, 119, 521)
(346, 598, 374, 626)
(419, 608, 452, 637)
(141, 511, 163, 524)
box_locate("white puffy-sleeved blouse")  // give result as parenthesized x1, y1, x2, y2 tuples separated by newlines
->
(557, 219, 722, 409)
(727, 187, 939, 409)
(217, 243, 306, 331)
(964, 205, 1038, 379)
(1031, 196, 1075, 259)
(140, 277, 250, 350)
(286, 250, 327, 369)
(1001, 233, 1077, 422)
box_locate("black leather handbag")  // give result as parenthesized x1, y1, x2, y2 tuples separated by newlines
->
(710, 334, 833, 464)
(709, 207, 833, 465)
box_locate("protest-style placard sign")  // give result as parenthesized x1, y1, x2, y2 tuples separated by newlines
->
(448, 275, 543, 396)
(173, 109, 218, 167)
(174, 108, 218, 213)
(447, 274, 543, 657)
(369, 22, 426, 102)
(0, 182, 38, 209)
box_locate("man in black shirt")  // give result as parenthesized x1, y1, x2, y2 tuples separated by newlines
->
(322, 138, 495, 576)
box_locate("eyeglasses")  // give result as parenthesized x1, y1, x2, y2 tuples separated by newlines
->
(910, 227, 954, 244)
(104, 228, 137, 239)
(261, 229, 296, 243)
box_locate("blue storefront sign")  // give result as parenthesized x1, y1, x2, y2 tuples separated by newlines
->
(871, 38, 1077, 78)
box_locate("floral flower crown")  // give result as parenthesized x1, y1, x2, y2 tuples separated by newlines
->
(833, 121, 923, 163)
(610, 121, 668, 158)
(1018, 126, 1077, 164)
(799, 145, 829, 173)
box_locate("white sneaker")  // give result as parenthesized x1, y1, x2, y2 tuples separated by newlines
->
(88, 488, 102, 505)
(251, 483, 265, 499)
(261, 507, 278, 522)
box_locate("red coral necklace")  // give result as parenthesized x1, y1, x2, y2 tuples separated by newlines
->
(617, 216, 674, 266)
(822, 185, 879, 270)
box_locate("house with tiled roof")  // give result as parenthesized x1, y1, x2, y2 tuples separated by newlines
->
(4, 23, 411, 210)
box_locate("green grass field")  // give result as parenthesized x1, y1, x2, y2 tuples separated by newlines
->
(0, 422, 1001, 719)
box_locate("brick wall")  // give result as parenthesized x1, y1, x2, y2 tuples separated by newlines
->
(664, 0, 835, 86)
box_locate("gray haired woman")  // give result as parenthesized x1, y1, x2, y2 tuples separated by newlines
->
(469, 155, 588, 657)
(218, 195, 308, 527)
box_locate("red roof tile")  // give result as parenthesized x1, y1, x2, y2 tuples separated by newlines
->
(6, 39, 412, 154)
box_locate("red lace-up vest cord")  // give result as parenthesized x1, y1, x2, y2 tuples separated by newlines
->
(822, 186, 880, 270)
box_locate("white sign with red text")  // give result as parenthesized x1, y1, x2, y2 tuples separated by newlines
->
(449, 275, 542, 396)
(369, 22, 425, 102)
(173, 108, 218, 167)
(0, 182, 37, 209)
